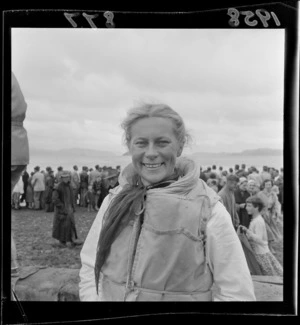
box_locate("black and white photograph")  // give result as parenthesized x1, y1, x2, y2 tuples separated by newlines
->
(4, 4, 298, 322)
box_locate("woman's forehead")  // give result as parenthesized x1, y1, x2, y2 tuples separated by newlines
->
(130, 117, 176, 138)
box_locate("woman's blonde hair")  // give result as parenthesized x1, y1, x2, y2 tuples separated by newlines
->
(121, 103, 191, 148)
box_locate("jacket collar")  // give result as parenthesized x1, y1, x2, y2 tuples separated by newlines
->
(118, 157, 220, 206)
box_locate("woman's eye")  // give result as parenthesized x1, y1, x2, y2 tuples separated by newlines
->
(135, 142, 146, 146)
(157, 141, 169, 146)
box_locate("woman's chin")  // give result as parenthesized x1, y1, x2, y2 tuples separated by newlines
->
(140, 175, 164, 186)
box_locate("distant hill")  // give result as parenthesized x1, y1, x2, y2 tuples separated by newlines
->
(231, 148, 283, 156)
(30, 147, 119, 157)
(191, 148, 283, 157)
(56, 148, 118, 157)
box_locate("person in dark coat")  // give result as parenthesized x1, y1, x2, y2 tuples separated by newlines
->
(97, 169, 119, 208)
(234, 177, 251, 228)
(79, 166, 89, 207)
(20, 167, 29, 206)
(52, 171, 83, 248)
(44, 169, 55, 212)
(218, 174, 240, 230)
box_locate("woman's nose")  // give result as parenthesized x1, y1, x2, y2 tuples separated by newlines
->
(145, 144, 158, 158)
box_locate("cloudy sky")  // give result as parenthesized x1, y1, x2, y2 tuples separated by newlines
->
(11, 28, 284, 155)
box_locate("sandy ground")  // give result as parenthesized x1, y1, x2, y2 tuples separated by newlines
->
(11, 206, 283, 270)
(12, 206, 97, 269)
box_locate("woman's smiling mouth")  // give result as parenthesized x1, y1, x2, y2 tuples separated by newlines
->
(142, 163, 164, 169)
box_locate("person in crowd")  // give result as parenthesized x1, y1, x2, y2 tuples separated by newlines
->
(273, 169, 280, 182)
(52, 171, 83, 248)
(93, 176, 102, 210)
(11, 174, 24, 210)
(218, 174, 240, 230)
(204, 166, 212, 180)
(85, 185, 96, 212)
(234, 177, 251, 228)
(236, 164, 248, 178)
(228, 167, 234, 175)
(279, 168, 283, 180)
(106, 169, 120, 192)
(55, 166, 64, 184)
(206, 179, 219, 193)
(199, 166, 207, 182)
(241, 196, 283, 276)
(268, 167, 276, 180)
(89, 165, 102, 187)
(218, 170, 227, 191)
(116, 165, 121, 173)
(271, 185, 282, 218)
(26, 172, 34, 209)
(218, 166, 223, 178)
(101, 166, 109, 179)
(274, 169, 283, 214)
(260, 166, 271, 183)
(211, 165, 217, 176)
(234, 164, 240, 175)
(31, 166, 45, 210)
(97, 168, 111, 209)
(248, 167, 263, 188)
(79, 103, 255, 301)
(80, 166, 89, 207)
(71, 165, 80, 206)
(11, 71, 30, 281)
(20, 167, 29, 207)
(206, 172, 219, 192)
(247, 180, 260, 197)
(44, 169, 55, 212)
(257, 179, 282, 253)
(40, 170, 47, 209)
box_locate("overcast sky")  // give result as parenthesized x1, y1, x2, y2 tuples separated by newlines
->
(11, 28, 284, 155)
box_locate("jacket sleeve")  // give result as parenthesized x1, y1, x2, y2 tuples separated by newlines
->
(206, 201, 256, 301)
(79, 194, 111, 301)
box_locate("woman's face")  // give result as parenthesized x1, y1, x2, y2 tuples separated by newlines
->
(129, 117, 183, 186)
(247, 183, 255, 193)
(239, 181, 248, 191)
(264, 181, 272, 191)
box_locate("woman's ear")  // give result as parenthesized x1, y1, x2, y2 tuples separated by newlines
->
(177, 143, 184, 157)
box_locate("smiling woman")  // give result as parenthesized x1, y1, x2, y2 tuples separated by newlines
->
(79, 103, 256, 301)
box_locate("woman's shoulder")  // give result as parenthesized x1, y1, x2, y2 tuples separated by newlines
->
(207, 201, 232, 230)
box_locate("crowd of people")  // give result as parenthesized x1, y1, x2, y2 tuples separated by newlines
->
(200, 163, 283, 276)
(12, 161, 283, 269)
(11, 164, 121, 212)
(12, 164, 121, 249)
(12, 160, 283, 274)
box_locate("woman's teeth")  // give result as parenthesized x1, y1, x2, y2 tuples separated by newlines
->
(143, 163, 163, 168)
